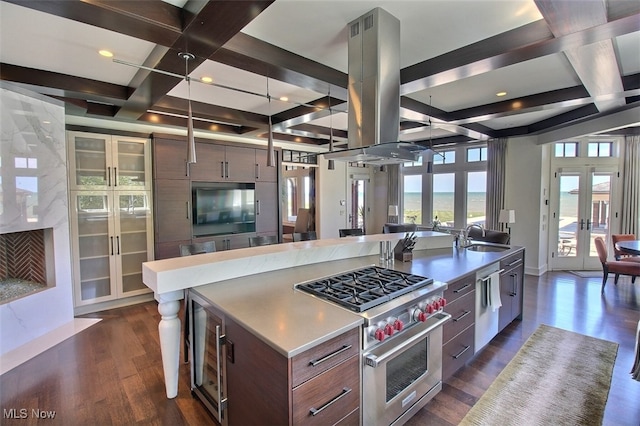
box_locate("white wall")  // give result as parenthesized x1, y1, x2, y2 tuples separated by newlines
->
(505, 136, 550, 276)
(0, 84, 74, 356)
(316, 156, 348, 238)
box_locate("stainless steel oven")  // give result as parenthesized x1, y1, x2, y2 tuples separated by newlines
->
(295, 265, 451, 426)
(362, 312, 449, 426)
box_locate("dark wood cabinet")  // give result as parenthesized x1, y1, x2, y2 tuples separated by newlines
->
(224, 318, 360, 426)
(256, 181, 278, 235)
(153, 138, 189, 180)
(498, 249, 525, 331)
(152, 135, 280, 258)
(441, 272, 476, 381)
(154, 179, 191, 243)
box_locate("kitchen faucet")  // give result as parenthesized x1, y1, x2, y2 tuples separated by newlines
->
(461, 223, 485, 246)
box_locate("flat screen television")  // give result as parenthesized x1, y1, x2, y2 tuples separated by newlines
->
(192, 182, 256, 237)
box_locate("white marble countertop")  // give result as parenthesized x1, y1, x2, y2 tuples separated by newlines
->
(142, 231, 453, 296)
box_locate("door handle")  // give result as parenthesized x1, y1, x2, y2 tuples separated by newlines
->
(116, 236, 120, 255)
(586, 219, 591, 230)
(256, 200, 260, 215)
(107, 167, 111, 186)
(255, 163, 259, 180)
(221, 161, 225, 178)
(580, 219, 585, 230)
(110, 236, 114, 255)
(225, 161, 229, 178)
(113, 167, 117, 186)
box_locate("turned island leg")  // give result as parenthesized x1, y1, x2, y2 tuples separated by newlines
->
(157, 291, 183, 399)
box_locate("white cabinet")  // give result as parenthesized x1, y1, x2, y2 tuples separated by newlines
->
(70, 191, 153, 306)
(68, 131, 151, 191)
(68, 131, 154, 309)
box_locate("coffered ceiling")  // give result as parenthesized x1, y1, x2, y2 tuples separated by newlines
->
(1, 0, 639, 151)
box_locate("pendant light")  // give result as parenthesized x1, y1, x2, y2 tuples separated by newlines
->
(180, 52, 197, 164)
(327, 90, 335, 170)
(266, 77, 276, 167)
(426, 95, 433, 173)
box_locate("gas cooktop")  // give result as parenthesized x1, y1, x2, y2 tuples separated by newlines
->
(295, 266, 434, 313)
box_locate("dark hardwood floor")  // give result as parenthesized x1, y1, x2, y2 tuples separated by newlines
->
(1, 271, 638, 425)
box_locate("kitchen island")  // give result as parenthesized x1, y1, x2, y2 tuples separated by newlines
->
(142, 231, 455, 399)
(142, 232, 524, 407)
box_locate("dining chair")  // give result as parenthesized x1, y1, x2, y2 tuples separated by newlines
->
(594, 237, 640, 294)
(179, 241, 217, 363)
(248, 235, 279, 247)
(383, 223, 417, 234)
(339, 228, 364, 237)
(292, 231, 317, 242)
(611, 234, 640, 262)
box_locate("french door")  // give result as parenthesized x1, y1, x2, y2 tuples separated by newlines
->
(549, 166, 619, 270)
(348, 176, 367, 231)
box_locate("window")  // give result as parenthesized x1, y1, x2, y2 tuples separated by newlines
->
(587, 142, 612, 157)
(403, 157, 423, 168)
(14, 157, 38, 169)
(403, 175, 422, 224)
(467, 172, 486, 225)
(467, 147, 487, 162)
(286, 178, 297, 217)
(433, 173, 454, 226)
(433, 150, 455, 165)
(555, 142, 578, 157)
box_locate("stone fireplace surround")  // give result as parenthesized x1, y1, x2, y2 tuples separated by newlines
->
(0, 83, 76, 359)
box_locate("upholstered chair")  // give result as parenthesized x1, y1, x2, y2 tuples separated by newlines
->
(594, 237, 640, 294)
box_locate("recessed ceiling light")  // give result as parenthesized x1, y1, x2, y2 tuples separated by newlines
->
(496, 91, 507, 97)
(99, 50, 113, 58)
(279, 96, 289, 102)
(201, 76, 213, 83)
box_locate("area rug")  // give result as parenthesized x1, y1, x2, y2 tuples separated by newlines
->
(460, 324, 618, 426)
(569, 270, 604, 278)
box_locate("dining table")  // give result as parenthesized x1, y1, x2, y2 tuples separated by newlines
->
(615, 240, 640, 256)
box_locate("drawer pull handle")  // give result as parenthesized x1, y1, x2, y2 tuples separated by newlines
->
(452, 345, 471, 359)
(309, 344, 352, 367)
(309, 387, 352, 416)
(453, 310, 471, 322)
(507, 259, 521, 267)
(453, 283, 471, 293)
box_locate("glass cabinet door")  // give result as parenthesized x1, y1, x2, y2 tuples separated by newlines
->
(68, 132, 111, 189)
(71, 191, 116, 303)
(114, 137, 150, 190)
(114, 191, 152, 296)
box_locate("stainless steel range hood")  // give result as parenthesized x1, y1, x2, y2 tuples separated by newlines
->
(325, 8, 427, 165)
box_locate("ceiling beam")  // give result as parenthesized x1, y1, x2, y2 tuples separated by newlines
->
(400, 13, 640, 95)
(535, 0, 625, 112)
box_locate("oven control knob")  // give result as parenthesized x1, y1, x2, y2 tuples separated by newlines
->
(374, 328, 386, 341)
(439, 298, 447, 308)
(393, 319, 404, 331)
(427, 304, 435, 314)
(431, 301, 440, 312)
(384, 324, 395, 336)
(415, 310, 428, 322)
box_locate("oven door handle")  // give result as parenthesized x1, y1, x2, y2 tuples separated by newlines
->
(365, 312, 451, 368)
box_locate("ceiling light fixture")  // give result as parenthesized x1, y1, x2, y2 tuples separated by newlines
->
(180, 52, 197, 164)
(98, 50, 113, 58)
(266, 77, 275, 167)
(327, 89, 335, 170)
(496, 91, 507, 97)
(201, 76, 213, 83)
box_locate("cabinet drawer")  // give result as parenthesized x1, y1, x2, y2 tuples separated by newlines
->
(291, 327, 359, 388)
(442, 325, 474, 381)
(443, 290, 475, 344)
(336, 408, 359, 426)
(500, 250, 524, 269)
(292, 355, 360, 426)
(444, 273, 475, 302)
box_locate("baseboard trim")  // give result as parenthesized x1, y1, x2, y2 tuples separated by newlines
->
(73, 293, 155, 316)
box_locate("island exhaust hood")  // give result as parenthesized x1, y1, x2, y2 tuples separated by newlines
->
(325, 8, 428, 165)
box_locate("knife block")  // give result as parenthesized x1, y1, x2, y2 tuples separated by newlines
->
(394, 241, 413, 262)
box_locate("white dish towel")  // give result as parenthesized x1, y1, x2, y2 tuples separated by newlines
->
(488, 271, 502, 312)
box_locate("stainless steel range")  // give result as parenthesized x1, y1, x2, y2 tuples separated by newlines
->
(295, 265, 450, 426)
